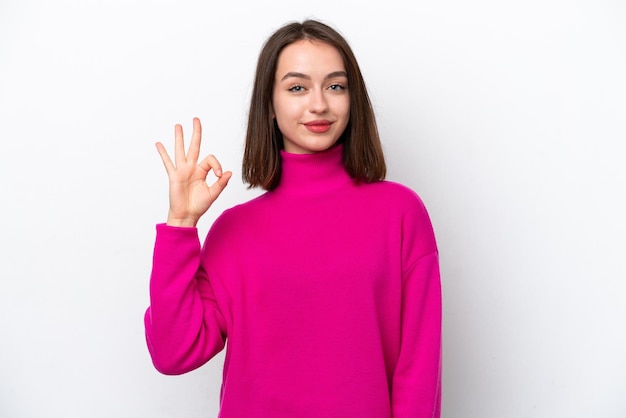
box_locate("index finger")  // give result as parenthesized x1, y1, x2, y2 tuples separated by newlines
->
(198, 154, 223, 177)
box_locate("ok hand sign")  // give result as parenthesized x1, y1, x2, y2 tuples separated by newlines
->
(156, 117, 232, 227)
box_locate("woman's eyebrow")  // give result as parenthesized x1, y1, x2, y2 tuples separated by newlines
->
(280, 70, 348, 81)
(326, 71, 348, 79)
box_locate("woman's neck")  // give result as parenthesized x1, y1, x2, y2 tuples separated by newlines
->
(274, 144, 352, 195)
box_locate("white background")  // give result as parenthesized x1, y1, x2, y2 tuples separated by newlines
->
(1, 0, 625, 417)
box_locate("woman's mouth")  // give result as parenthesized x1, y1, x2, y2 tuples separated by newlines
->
(304, 120, 332, 133)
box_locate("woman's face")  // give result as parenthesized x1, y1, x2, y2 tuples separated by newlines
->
(272, 40, 350, 154)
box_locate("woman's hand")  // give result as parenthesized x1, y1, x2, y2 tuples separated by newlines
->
(156, 117, 232, 227)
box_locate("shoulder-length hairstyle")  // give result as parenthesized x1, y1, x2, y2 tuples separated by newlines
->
(242, 19, 386, 191)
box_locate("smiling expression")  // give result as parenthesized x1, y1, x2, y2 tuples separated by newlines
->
(272, 40, 350, 154)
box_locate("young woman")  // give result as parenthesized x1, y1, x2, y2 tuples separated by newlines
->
(145, 19, 441, 418)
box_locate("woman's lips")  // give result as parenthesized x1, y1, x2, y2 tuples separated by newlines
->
(304, 121, 331, 133)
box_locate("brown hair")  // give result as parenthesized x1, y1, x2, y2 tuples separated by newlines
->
(242, 19, 386, 190)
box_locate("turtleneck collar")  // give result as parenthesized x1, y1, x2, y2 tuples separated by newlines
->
(274, 144, 352, 195)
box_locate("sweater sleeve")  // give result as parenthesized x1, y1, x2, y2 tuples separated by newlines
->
(144, 224, 227, 375)
(391, 196, 442, 417)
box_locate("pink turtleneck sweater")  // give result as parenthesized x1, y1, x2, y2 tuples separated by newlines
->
(145, 145, 441, 417)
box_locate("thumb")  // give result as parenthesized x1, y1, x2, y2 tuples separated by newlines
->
(209, 171, 232, 200)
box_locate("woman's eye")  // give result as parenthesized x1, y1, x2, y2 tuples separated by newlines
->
(329, 84, 346, 91)
(288, 85, 305, 92)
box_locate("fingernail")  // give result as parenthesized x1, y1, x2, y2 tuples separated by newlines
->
(215, 169, 222, 176)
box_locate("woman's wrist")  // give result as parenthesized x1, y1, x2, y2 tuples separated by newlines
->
(166, 213, 199, 228)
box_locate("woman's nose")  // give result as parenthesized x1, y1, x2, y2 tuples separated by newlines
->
(308, 89, 329, 113)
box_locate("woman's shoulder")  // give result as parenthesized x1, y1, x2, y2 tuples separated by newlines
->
(206, 192, 272, 236)
(364, 179, 427, 207)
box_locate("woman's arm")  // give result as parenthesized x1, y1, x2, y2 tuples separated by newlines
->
(391, 194, 442, 417)
(144, 224, 227, 374)
(144, 118, 232, 374)
(391, 252, 442, 417)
